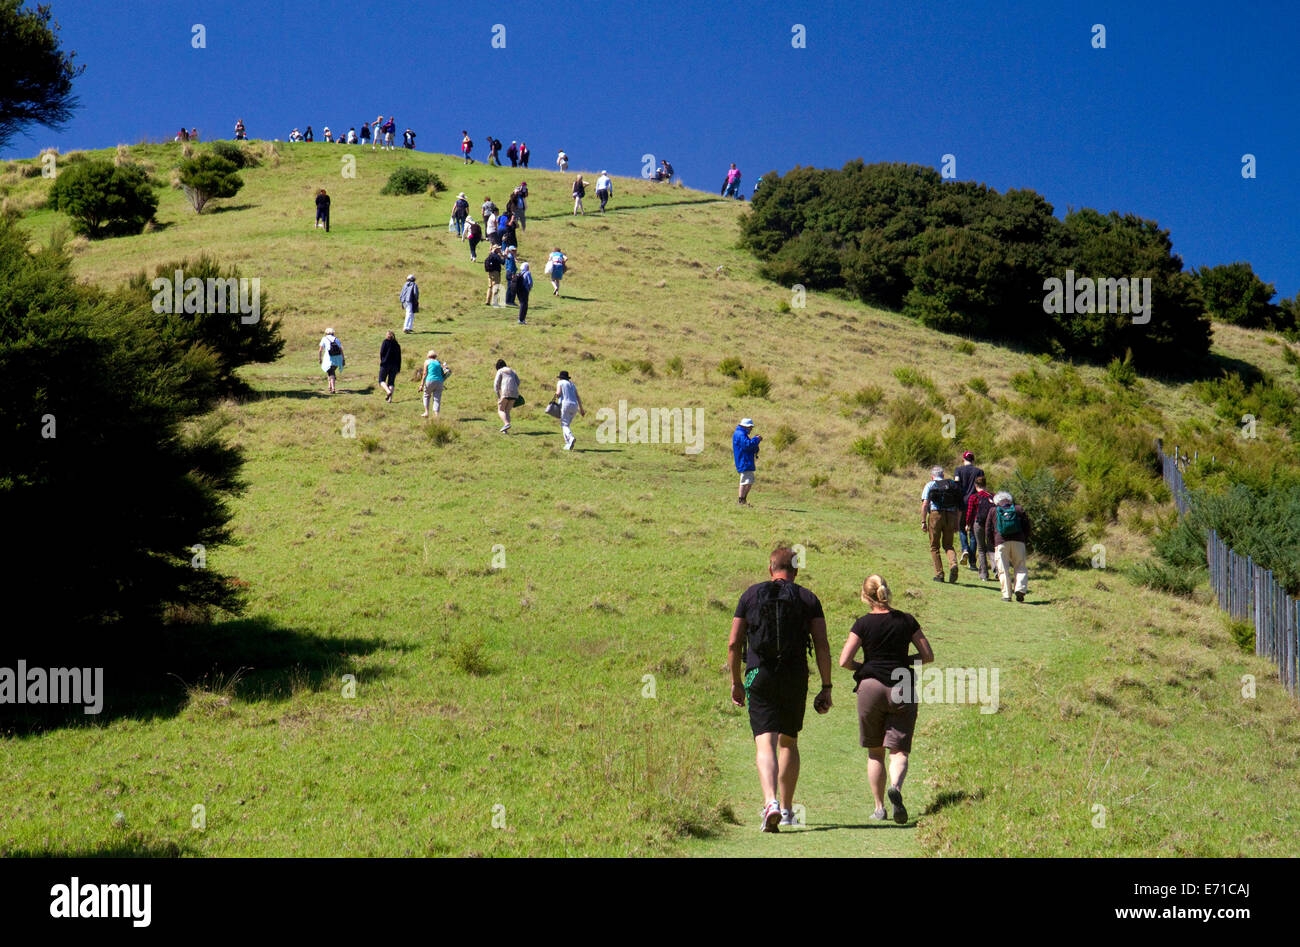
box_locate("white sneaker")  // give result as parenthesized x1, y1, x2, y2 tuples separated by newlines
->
(760, 801, 781, 833)
(779, 808, 797, 827)
(500, 424, 510, 433)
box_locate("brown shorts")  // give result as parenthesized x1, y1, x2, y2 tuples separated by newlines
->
(497, 396, 514, 412)
(857, 676, 918, 752)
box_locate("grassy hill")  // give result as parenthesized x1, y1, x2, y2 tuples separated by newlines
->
(1, 142, 1297, 857)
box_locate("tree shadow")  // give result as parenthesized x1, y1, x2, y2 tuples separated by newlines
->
(1, 615, 400, 736)
(207, 203, 257, 214)
(4, 838, 195, 858)
(250, 388, 324, 401)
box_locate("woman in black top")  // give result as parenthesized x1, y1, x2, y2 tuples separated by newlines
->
(839, 574, 934, 824)
(378, 331, 402, 402)
(315, 189, 331, 232)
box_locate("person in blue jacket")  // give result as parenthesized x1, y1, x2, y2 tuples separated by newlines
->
(733, 418, 762, 505)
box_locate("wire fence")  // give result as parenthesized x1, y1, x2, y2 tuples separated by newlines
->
(1156, 439, 1299, 697)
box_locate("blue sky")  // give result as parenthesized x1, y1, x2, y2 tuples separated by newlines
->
(10, 0, 1299, 297)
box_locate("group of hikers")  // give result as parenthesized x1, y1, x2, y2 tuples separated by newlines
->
(730, 547, 935, 831)
(461, 132, 531, 167)
(285, 116, 412, 148)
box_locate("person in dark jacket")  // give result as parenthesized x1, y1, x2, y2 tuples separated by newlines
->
(954, 450, 985, 567)
(315, 188, 331, 232)
(733, 418, 761, 505)
(985, 491, 1033, 602)
(506, 141, 519, 166)
(514, 262, 532, 325)
(399, 274, 419, 333)
(451, 192, 469, 238)
(378, 331, 402, 402)
(964, 476, 996, 581)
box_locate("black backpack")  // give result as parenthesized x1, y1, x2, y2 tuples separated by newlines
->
(747, 581, 811, 673)
(327, 339, 342, 356)
(929, 479, 962, 512)
(484, 253, 501, 273)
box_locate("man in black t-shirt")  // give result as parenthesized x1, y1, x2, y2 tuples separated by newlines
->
(728, 547, 833, 832)
(954, 451, 985, 568)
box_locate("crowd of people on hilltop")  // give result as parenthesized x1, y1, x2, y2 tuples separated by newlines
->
(460, 132, 531, 167)
(282, 116, 413, 149)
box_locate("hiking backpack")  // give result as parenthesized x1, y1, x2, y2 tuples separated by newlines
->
(975, 493, 995, 530)
(327, 339, 342, 356)
(747, 581, 811, 673)
(929, 479, 962, 512)
(484, 254, 501, 273)
(996, 505, 1022, 536)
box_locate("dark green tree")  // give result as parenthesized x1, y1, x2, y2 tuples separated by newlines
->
(0, 1, 84, 151)
(1196, 261, 1282, 329)
(177, 153, 243, 213)
(47, 157, 158, 237)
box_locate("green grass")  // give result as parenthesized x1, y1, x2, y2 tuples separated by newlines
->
(1, 142, 1298, 857)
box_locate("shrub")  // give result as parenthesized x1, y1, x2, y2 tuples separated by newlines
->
(664, 356, 684, 377)
(177, 153, 243, 213)
(48, 158, 158, 237)
(1009, 469, 1084, 563)
(1225, 616, 1255, 652)
(424, 419, 459, 446)
(635, 359, 655, 376)
(609, 359, 631, 374)
(717, 356, 744, 378)
(449, 634, 490, 675)
(210, 140, 257, 169)
(733, 368, 771, 398)
(770, 425, 798, 451)
(809, 473, 829, 488)
(359, 435, 381, 453)
(380, 166, 443, 196)
(1130, 560, 1200, 597)
(848, 385, 884, 410)
(968, 376, 990, 396)
(955, 340, 976, 355)
(1106, 351, 1138, 388)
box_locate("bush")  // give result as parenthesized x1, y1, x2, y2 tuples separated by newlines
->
(177, 153, 243, 213)
(848, 385, 884, 410)
(210, 140, 257, 169)
(1197, 261, 1283, 329)
(733, 368, 771, 398)
(1130, 560, 1200, 597)
(1106, 351, 1139, 388)
(380, 166, 443, 196)
(0, 217, 245, 642)
(424, 419, 459, 446)
(955, 340, 976, 355)
(857, 396, 948, 475)
(48, 158, 158, 237)
(609, 359, 631, 374)
(717, 356, 744, 378)
(635, 359, 655, 376)
(968, 377, 990, 396)
(664, 356, 684, 377)
(770, 425, 798, 451)
(1009, 468, 1084, 563)
(449, 633, 490, 675)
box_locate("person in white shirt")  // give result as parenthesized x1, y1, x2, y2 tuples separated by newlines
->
(554, 370, 584, 450)
(319, 328, 343, 394)
(595, 172, 612, 213)
(494, 358, 521, 432)
(556, 150, 568, 171)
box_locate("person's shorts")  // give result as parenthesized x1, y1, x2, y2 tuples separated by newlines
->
(498, 396, 515, 413)
(488, 232, 503, 246)
(745, 666, 808, 738)
(488, 270, 501, 284)
(379, 367, 396, 387)
(857, 676, 918, 752)
(739, 470, 756, 486)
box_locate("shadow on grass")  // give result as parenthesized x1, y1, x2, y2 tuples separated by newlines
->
(798, 822, 915, 832)
(922, 788, 986, 816)
(4, 838, 194, 858)
(1, 615, 400, 736)
(251, 388, 324, 401)
(207, 203, 257, 214)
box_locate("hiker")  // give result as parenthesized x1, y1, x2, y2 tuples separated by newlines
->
(400, 274, 419, 333)
(461, 130, 474, 163)
(965, 476, 997, 582)
(494, 358, 521, 432)
(378, 331, 402, 402)
(304, 126, 313, 142)
(190, 127, 199, 142)
(733, 418, 761, 505)
(572, 175, 586, 215)
(451, 192, 469, 238)
(728, 547, 833, 832)
(723, 163, 742, 198)
(383, 116, 396, 150)
(655, 159, 673, 182)
(346, 127, 357, 144)
(511, 181, 528, 230)
(514, 262, 532, 325)
(485, 205, 502, 247)
(488, 137, 501, 166)
(554, 370, 584, 450)
(323, 127, 333, 143)
(921, 466, 963, 583)
(595, 171, 612, 213)
(500, 208, 519, 249)
(519, 141, 530, 168)
(986, 490, 1032, 602)
(840, 574, 935, 825)
(403, 128, 416, 149)
(319, 328, 344, 394)
(419, 350, 450, 419)
(545, 248, 568, 295)
(556, 150, 568, 171)
(371, 116, 384, 150)
(503, 246, 519, 306)
(234, 118, 246, 140)
(465, 216, 482, 261)
(954, 451, 985, 568)
(359, 122, 370, 146)
(315, 188, 331, 232)
(287, 128, 302, 143)
(506, 141, 519, 167)
(484, 245, 506, 307)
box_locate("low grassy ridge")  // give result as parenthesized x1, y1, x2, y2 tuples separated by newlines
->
(0, 143, 1297, 856)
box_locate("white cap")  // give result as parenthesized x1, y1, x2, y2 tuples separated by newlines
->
(739, 418, 754, 428)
